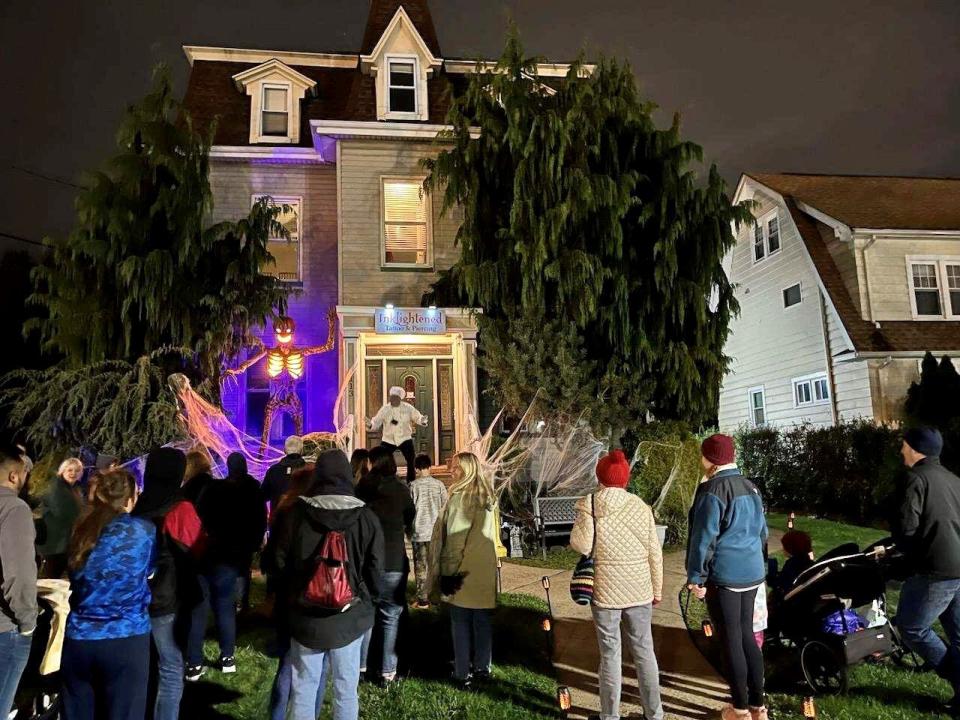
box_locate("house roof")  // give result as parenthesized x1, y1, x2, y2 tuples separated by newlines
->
(750, 172, 960, 231)
(361, 0, 441, 57)
(785, 199, 960, 353)
(182, 60, 464, 146)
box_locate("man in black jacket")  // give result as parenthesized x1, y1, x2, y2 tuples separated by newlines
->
(262, 435, 306, 514)
(268, 449, 383, 720)
(894, 427, 960, 714)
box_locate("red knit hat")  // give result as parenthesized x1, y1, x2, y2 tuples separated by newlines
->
(701, 434, 735, 466)
(596, 449, 630, 488)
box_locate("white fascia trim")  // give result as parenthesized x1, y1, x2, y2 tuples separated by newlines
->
(312, 119, 480, 140)
(443, 60, 596, 77)
(184, 45, 358, 69)
(852, 228, 960, 239)
(209, 146, 329, 163)
(359, 7, 442, 71)
(844, 350, 959, 361)
(794, 200, 853, 242)
(338, 305, 482, 317)
(231, 59, 316, 92)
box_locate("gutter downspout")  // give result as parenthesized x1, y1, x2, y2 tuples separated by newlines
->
(818, 289, 839, 425)
(860, 234, 879, 322)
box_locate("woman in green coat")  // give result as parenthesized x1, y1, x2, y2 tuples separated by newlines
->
(434, 452, 502, 688)
(37, 457, 85, 578)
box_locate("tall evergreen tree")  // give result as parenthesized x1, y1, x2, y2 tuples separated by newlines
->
(3, 67, 291, 458)
(425, 35, 752, 434)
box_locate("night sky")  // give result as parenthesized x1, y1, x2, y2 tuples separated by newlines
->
(2, 0, 959, 255)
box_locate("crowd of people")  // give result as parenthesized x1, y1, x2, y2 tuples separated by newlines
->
(1, 419, 959, 720)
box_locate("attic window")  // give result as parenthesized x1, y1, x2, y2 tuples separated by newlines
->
(388, 58, 417, 114)
(907, 257, 960, 319)
(261, 86, 289, 137)
(752, 210, 781, 264)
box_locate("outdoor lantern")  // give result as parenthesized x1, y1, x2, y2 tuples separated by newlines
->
(542, 618, 552, 632)
(557, 686, 572, 712)
(541, 576, 551, 591)
(803, 696, 817, 718)
(788, 512, 796, 529)
(702, 620, 714, 638)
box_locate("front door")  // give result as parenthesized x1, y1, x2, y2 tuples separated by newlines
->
(386, 360, 434, 462)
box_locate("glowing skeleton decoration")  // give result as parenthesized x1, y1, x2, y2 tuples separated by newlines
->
(224, 309, 337, 451)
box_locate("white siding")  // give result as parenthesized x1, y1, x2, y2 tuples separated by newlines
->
(719, 191, 834, 430)
(339, 139, 461, 307)
(862, 234, 960, 321)
(824, 305, 874, 421)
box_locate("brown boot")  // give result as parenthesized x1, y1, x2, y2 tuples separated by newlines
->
(720, 705, 750, 720)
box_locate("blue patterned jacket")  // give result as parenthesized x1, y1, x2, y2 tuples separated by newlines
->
(66, 514, 156, 640)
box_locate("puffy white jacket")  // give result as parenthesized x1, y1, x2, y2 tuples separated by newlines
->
(570, 487, 663, 609)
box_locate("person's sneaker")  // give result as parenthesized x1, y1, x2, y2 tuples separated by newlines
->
(184, 664, 205, 682)
(451, 675, 472, 691)
(472, 669, 493, 683)
(220, 656, 236, 674)
(749, 707, 769, 720)
(414, 600, 431, 609)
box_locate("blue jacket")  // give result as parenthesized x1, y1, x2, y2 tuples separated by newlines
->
(67, 514, 156, 641)
(686, 468, 767, 589)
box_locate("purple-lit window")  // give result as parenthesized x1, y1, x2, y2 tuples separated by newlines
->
(388, 60, 417, 114)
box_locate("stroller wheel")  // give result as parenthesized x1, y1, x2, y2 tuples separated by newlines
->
(801, 640, 848, 695)
(889, 624, 926, 671)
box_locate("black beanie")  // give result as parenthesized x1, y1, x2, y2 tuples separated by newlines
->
(904, 426, 944, 458)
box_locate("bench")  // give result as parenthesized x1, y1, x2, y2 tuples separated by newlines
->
(532, 495, 583, 560)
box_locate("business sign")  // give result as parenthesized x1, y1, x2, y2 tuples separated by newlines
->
(375, 307, 446, 334)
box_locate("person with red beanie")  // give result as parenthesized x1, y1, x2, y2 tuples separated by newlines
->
(686, 434, 768, 720)
(570, 450, 664, 720)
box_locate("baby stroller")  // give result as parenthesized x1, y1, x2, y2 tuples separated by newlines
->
(12, 583, 67, 720)
(680, 539, 921, 695)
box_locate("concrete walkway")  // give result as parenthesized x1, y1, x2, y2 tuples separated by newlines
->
(499, 531, 784, 720)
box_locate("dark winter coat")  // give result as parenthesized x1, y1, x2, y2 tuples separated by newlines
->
(357, 473, 415, 573)
(196, 454, 266, 571)
(133, 448, 206, 617)
(37, 475, 84, 556)
(267, 450, 384, 650)
(895, 456, 960, 579)
(262, 454, 306, 510)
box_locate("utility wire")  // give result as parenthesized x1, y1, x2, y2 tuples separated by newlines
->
(0, 231, 46, 248)
(9, 165, 84, 190)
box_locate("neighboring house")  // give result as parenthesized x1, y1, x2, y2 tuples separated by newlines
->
(719, 173, 960, 431)
(181, 0, 584, 462)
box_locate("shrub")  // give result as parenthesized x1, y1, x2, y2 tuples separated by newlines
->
(736, 420, 903, 525)
(627, 423, 703, 546)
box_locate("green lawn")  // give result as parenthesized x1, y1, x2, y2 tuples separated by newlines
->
(180, 580, 560, 719)
(762, 514, 952, 720)
(503, 547, 582, 571)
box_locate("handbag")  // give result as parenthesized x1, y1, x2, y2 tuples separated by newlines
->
(570, 494, 597, 606)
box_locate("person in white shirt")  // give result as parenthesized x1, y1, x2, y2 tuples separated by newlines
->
(368, 386, 428, 483)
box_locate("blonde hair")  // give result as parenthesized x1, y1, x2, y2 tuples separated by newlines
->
(451, 452, 495, 510)
(184, 448, 212, 482)
(58, 457, 83, 478)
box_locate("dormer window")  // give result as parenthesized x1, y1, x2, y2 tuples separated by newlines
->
(388, 58, 417, 114)
(261, 85, 290, 137)
(231, 59, 315, 144)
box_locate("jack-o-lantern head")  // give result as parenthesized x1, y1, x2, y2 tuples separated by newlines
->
(274, 316, 296, 345)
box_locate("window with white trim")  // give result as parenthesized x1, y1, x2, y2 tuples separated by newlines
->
(254, 195, 301, 282)
(907, 257, 960, 319)
(748, 387, 766, 427)
(783, 282, 802, 308)
(261, 85, 290, 137)
(387, 58, 417, 115)
(382, 178, 431, 267)
(793, 373, 830, 408)
(752, 211, 781, 264)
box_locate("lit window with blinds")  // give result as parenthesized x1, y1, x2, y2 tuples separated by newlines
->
(382, 179, 431, 266)
(255, 195, 301, 281)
